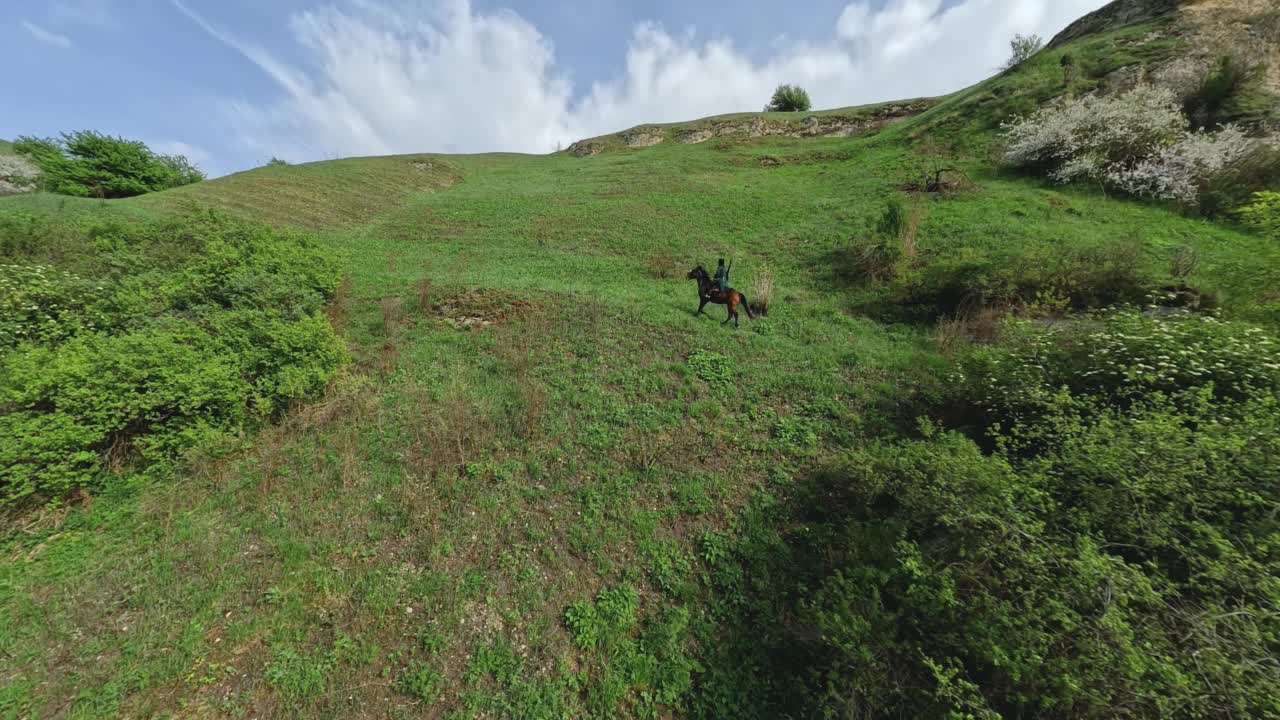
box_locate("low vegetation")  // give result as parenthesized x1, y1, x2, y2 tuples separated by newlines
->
(1238, 190, 1280, 237)
(701, 312, 1280, 719)
(2, 3, 1278, 719)
(0, 210, 344, 504)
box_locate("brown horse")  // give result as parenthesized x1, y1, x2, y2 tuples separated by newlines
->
(687, 265, 754, 328)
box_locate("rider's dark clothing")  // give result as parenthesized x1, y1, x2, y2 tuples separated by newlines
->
(713, 262, 729, 294)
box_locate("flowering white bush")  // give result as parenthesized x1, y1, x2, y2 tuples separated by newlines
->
(1107, 124, 1255, 205)
(1003, 85, 1185, 178)
(1003, 85, 1272, 207)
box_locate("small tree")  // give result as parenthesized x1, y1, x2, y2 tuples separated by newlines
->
(1002, 34, 1044, 71)
(765, 84, 812, 113)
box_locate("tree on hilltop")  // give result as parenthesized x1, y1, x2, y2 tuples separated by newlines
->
(1002, 34, 1044, 71)
(765, 84, 812, 112)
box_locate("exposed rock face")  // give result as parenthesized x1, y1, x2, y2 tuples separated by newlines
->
(1054, 0, 1280, 99)
(567, 142, 601, 157)
(568, 100, 935, 157)
(620, 128, 665, 147)
(0, 154, 39, 196)
(1049, 0, 1182, 47)
(1047, 0, 1279, 130)
(675, 129, 713, 144)
(1183, 0, 1280, 97)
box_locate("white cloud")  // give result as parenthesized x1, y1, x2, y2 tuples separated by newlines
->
(176, 0, 1108, 166)
(21, 20, 73, 48)
(52, 0, 119, 30)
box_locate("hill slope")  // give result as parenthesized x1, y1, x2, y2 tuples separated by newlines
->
(3, 2, 1279, 719)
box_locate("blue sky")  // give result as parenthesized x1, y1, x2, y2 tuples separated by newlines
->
(4, 0, 1107, 177)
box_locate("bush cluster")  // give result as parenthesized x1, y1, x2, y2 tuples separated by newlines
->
(1002, 85, 1277, 213)
(698, 311, 1280, 719)
(0, 211, 345, 504)
(14, 131, 205, 198)
(885, 242, 1150, 316)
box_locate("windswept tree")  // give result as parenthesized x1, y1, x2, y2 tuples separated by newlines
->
(1002, 33, 1044, 70)
(765, 84, 812, 113)
(14, 131, 205, 198)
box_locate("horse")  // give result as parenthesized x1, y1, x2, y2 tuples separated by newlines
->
(687, 265, 754, 328)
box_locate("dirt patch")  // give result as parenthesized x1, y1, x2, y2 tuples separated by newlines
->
(433, 288, 534, 330)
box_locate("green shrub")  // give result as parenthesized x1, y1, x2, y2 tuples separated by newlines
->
(842, 199, 912, 284)
(265, 646, 334, 699)
(890, 243, 1151, 316)
(397, 661, 442, 701)
(565, 587, 694, 719)
(1197, 140, 1280, 217)
(1184, 55, 1276, 130)
(1237, 190, 1280, 237)
(0, 211, 345, 503)
(696, 312, 1280, 719)
(14, 131, 204, 198)
(686, 350, 732, 389)
(764, 84, 811, 113)
(962, 310, 1280, 425)
(0, 265, 109, 347)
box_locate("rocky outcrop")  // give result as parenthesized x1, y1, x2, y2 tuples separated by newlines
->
(569, 100, 935, 157)
(1052, 0, 1279, 123)
(675, 129, 713, 144)
(0, 154, 39, 196)
(1049, 0, 1182, 47)
(619, 128, 664, 148)
(567, 141, 602, 157)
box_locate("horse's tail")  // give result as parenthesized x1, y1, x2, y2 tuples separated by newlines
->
(739, 291, 755, 319)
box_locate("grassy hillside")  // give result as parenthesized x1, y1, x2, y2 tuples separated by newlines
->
(3, 3, 1279, 719)
(137, 154, 462, 230)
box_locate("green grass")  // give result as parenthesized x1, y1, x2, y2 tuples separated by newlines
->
(135, 153, 462, 230)
(3, 10, 1280, 718)
(0, 139, 13, 155)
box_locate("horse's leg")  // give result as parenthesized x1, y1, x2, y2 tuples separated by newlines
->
(696, 297, 709, 317)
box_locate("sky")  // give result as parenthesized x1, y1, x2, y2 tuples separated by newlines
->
(3, 0, 1110, 177)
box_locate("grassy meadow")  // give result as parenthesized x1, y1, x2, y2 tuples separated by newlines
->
(3, 16, 1280, 719)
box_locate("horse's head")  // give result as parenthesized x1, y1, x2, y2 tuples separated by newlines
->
(687, 265, 706, 281)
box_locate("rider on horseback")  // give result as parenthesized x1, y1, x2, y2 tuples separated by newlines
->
(712, 258, 731, 296)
